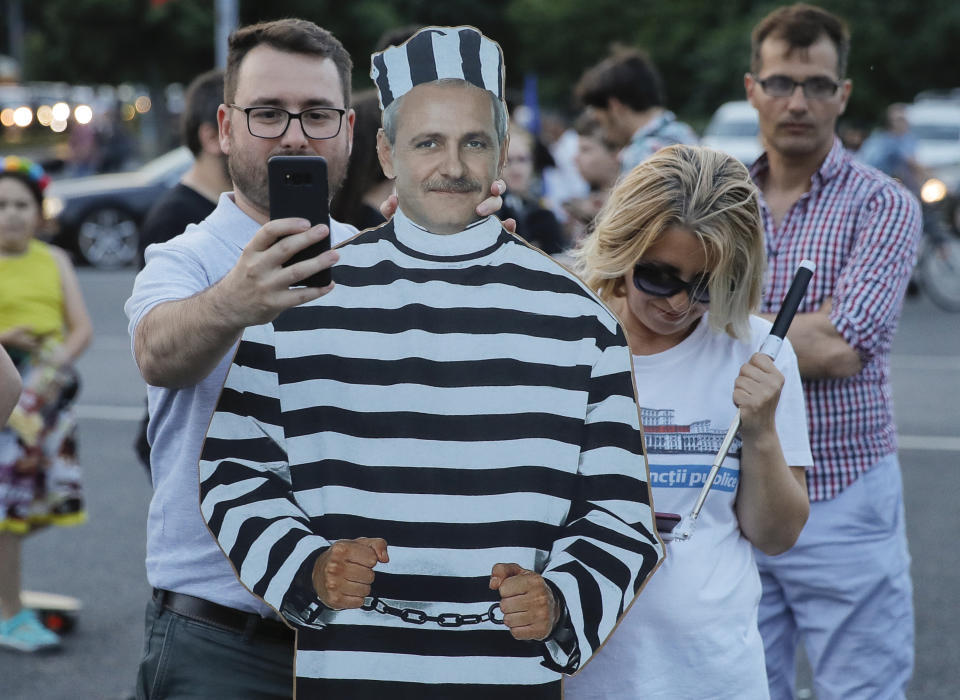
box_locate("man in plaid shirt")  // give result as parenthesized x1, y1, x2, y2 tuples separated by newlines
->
(744, 5, 921, 699)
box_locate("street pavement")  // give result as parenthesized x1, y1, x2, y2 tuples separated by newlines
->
(1, 268, 958, 699)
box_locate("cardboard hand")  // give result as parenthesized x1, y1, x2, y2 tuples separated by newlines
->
(489, 563, 560, 641)
(312, 537, 389, 610)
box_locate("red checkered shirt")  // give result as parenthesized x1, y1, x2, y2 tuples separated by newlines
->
(751, 137, 922, 501)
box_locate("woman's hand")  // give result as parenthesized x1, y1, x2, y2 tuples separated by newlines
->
(733, 353, 783, 439)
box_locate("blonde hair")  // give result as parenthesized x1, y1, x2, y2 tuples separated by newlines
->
(574, 145, 765, 340)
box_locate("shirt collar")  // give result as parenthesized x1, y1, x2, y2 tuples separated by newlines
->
(204, 192, 356, 250)
(632, 110, 675, 140)
(205, 193, 261, 252)
(392, 206, 503, 257)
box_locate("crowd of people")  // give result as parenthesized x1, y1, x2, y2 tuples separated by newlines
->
(0, 3, 925, 700)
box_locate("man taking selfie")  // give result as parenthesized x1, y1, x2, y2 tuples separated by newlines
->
(125, 19, 509, 699)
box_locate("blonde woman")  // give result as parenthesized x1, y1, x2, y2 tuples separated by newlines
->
(564, 145, 811, 699)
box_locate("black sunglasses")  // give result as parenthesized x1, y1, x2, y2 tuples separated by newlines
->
(632, 262, 711, 304)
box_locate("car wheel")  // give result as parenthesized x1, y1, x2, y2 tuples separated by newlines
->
(76, 207, 139, 268)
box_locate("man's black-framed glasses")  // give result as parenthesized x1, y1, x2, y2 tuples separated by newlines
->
(229, 104, 346, 140)
(633, 262, 711, 304)
(752, 74, 841, 100)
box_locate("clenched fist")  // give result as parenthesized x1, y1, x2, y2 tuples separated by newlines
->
(489, 563, 560, 641)
(312, 537, 389, 610)
(733, 352, 784, 440)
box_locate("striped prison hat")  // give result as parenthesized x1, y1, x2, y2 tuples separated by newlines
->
(370, 26, 504, 110)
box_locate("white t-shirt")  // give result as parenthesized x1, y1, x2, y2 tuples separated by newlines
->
(564, 314, 812, 700)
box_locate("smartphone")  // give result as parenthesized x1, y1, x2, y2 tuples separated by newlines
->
(655, 511, 682, 535)
(267, 155, 331, 288)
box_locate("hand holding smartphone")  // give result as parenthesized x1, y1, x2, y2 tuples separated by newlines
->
(268, 155, 331, 288)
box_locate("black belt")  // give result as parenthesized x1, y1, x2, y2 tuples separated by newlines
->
(153, 589, 294, 642)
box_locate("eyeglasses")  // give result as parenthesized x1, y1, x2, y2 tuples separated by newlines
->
(229, 104, 346, 140)
(633, 262, 710, 304)
(752, 74, 841, 100)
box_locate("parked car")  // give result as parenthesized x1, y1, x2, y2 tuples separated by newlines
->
(905, 101, 960, 170)
(42, 146, 192, 268)
(700, 101, 762, 166)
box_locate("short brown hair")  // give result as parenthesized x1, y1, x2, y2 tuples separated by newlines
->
(751, 4, 850, 78)
(181, 69, 223, 156)
(574, 48, 664, 113)
(224, 19, 352, 107)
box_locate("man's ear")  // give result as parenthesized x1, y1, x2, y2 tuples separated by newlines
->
(838, 78, 853, 116)
(199, 122, 223, 156)
(344, 108, 356, 158)
(216, 103, 231, 155)
(744, 73, 756, 105)
(607, 97, 626, 119)
(376, 128, 396, 179)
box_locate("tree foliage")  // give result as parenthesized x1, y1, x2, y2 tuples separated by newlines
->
(8, 0, 960, 128)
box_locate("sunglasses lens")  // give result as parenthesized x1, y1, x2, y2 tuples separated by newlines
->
(633, 265, 679, 297)
(633, 264, 710, 303)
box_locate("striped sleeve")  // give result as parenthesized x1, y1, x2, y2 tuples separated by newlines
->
(199, 327, 331, 624)
(541, 327, 664, 673)
(830, 183, 921, 362)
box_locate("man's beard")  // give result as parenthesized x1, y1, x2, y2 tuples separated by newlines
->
(228, 142, 348, 216)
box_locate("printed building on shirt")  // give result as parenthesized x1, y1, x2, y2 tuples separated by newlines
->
(640, 407, 742, 455)
(199, 212, 663, 698)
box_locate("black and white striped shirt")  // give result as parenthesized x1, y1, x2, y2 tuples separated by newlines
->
(200, 211, 663, 698)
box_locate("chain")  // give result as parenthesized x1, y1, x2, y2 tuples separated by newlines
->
(361, 596, 505, 628)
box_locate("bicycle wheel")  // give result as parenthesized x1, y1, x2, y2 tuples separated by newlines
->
(918, 237, 960, 312)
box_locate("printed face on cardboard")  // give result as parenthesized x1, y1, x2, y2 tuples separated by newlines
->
(377, 81, 505, 235)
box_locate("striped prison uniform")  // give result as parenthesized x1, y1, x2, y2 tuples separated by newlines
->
(199, 211, 663, 698)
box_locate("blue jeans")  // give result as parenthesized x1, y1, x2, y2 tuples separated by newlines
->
(755, 453, 914, 700)
(136, 595, 294, 699)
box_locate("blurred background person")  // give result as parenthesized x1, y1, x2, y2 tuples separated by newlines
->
(562, 114, 621, 246)
(94, 105, 136, 174)
(330, 89, 390, 231)
(575, 47, 698, 175)
(857, 103, 924, 193)
(837, 120, 868, 153)
(0, 157, 92, 653)
(133, 69, 230, 472)
(137, 69, 229, 269)
(538, 110, 590, 223)
(500, 124, 565, 254)
(66, 120, 99, 178)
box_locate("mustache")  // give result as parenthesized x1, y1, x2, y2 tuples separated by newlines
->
(423, 177, 482, 194)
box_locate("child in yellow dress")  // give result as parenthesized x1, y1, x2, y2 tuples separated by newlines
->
(0, 157, 92, 652)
